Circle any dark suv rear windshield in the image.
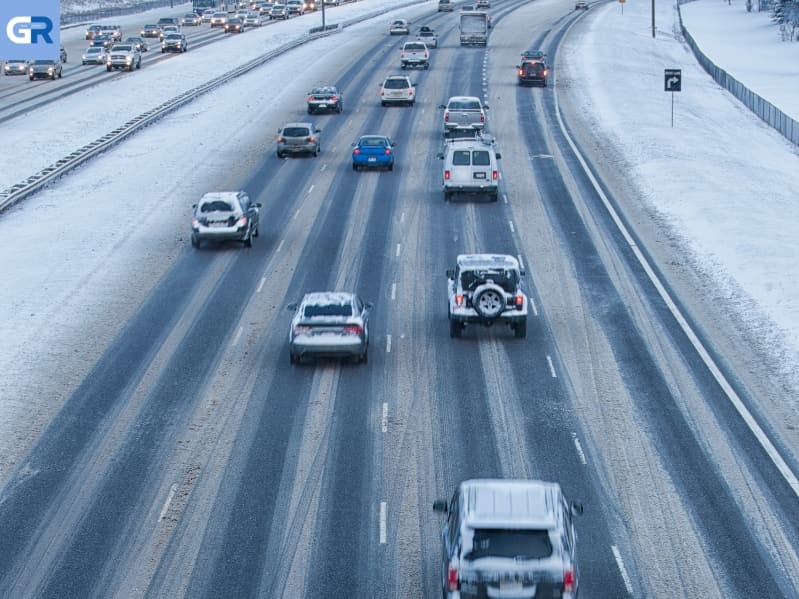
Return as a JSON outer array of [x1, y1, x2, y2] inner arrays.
[[465, 529, 553, 560]]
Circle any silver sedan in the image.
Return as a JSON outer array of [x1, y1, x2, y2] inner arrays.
[[288, 292, 372, 364]]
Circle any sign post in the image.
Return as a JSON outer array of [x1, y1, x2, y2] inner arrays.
[[619, 0, 625, 15], [664, 68, 682, 127]]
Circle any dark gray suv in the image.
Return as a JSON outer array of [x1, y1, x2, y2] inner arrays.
[[434, 479, 583, 599]]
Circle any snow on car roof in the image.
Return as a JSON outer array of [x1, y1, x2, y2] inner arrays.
[[457, 254, 519, 270], [461, 479, 560, 528], [302, 291, 356, 306]]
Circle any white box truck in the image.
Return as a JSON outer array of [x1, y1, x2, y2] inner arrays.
[[459, 11, 488, 46]]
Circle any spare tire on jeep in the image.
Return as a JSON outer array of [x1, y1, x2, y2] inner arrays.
[[472, 283, 505, 319]]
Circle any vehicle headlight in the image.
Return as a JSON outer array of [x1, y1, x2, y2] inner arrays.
[[126, 57, 132, 62]]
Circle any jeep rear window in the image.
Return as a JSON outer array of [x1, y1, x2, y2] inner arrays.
[[465, 529, 553, 561], [283, 127, 310, 137], [449, 100, 481, 110], [460, 269, 518, 291], [384, 79, 409, 89], [304, 303, 352, 317], [452, 151, 471, 166], [472, 151, 490, 166]]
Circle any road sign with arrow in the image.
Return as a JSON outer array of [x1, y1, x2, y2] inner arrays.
[[664, 68, 682, 92]]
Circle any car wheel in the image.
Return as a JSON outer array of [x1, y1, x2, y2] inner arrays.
[[161, 49, 165, 53], [191, 235, 199, 248], [253, 225, 259, 237], [489, 192, 498, 202], [381, 101, 387, 107], [450, 318, 462, 338], [307, 106, 313, 114], [388, 163, 393, 171], [277, 150, 283, 158], [400, 64, 406, 70], [58, 70, 62, 78], [352, 163, 358, 171], [360, 350, 368, 364], [336, 104, 342, 113], [444, 191, 451, 202], [514, 319, 527, 339], [424, 63, 429, 70], [290, 352, 297, 365], [314, 147, 319, 157], [244, 232, 253, 248]]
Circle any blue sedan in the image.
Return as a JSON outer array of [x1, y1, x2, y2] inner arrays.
[[352, 135, 395, 171]]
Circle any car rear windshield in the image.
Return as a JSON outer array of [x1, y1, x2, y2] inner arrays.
[[452, 150, 471, 166], [200, 201, 234, 213], [449, 100, 481, 110], [304, 303, 352, 317], [283, 127, 310, 137], [384, 79, 409, 89], [465, 529, 553, 561], [405, 43, 425, 50], [361, 137, 387, 147]]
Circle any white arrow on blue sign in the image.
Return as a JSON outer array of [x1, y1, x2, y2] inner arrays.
[[664, 69, 682, 92]]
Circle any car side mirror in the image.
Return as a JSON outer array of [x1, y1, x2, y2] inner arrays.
[[351, 142, 356, 147], [287, 303, 298, 311], [515, 65, 520, 68], [438, 104, 446, 109], [365, 301, 374, 310], [571, 501, 584, 516], [315, 128, 321, 133], [433, 500, 448, 513], [445, 268, 454, 278], [483, 105, 490, 110], [495, 152, 501, 159], [253, 202, 262, 208], [519, 269, 526, 276], [191, 203, 197, 208]]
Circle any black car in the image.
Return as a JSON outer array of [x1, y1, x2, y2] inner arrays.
[[517, 60, 548, 87], [125, 36, 149, 52], [307, 86, 343, 114], [225, 17, 244, 32]]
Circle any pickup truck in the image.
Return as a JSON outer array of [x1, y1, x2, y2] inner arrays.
[[439, 95, 488, 137], [400, 41, 429, 69], [106, 43, 142, 71], [459, 11, 488, 45]]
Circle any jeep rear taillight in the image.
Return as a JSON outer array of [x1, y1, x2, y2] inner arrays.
[[455, 294, 464, 306], [447, 566, 459, 591], [307, 95, 313, 102], [492, 170, 498, 180], [563, 569, 575, 593], [444, 170, 451, 180], [515, 295, 524, 307]]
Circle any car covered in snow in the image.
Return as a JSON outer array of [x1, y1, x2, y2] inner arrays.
[[190, 191, 261, 248]]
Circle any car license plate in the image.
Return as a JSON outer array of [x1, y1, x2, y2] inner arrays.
[[474, 172, 486, 179], [499, 580, 523, 592], [210, 222, 227, 227], [318, 103, 327, 107], [368, 157, 377, 162]]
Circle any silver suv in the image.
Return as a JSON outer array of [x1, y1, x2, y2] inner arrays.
[[380, 75, 415, 106], [446, 254, 528, 338], [433, 479, 583, 598], [276, 122, 322, 157], [438, 135, 501, 202]]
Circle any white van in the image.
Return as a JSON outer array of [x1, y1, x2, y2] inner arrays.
[[438, 135, 501, 202]]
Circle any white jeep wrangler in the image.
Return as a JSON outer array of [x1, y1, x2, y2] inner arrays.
[[447, 254, 528, 338]]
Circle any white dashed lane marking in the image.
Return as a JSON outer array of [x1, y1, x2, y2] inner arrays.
[[395, 243, 401, 257], [546, 355, 557, 378], [572, 432, 587, 465], [158, 484, 177, 522], [611, 545, 634, 595], [381, 402, 388, 433], [257, 277, 266, 293], [386, 335, 392, 353], [391, 283, 396, 301], [379, 502, 387, 544], [232, 326, 243, 347], [277, 239, 285, 252]]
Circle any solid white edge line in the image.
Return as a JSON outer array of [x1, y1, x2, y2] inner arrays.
[[572, 432, 587, 465], [517, 254, 525, 269], [232, 326, 243, 347], [293, 208, 300, 220], [379, 501, 387, 544], [529, 297, 538, 317], [382, 402, 388, 433], [320, 163, 327, 172], [276, 239, 285, 252], [158, 484, 177, 522], [391, 282, 397, 301], [611, 545, 634, 595], [546, 355, 557, 378], [256, 277, 266, 293], [307, 184, 314, 194], [553, 57, 799, 497], [386, 334, 392, 353], [503, 193, 508, 204]]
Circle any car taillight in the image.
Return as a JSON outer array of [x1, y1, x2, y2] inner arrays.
[[294, 325, 312, 335], [455, 294, 464, 306], [191, 218, 200, 228], [444, 111, 449, 122], [424, 52, 428, 58], [381, 89, 385, 96], [481, 113, 485, 122], [515, 295, 524, 307], [307, 95, 314, 102], [236, 215, 248, 227], [400, 52, 405, 58], [518, 69, 524, 76], [563, 569, 574, 593], [444, 170, 451, 180], [308, 136, 315, 142], [408, 88, 414, 96], [447, 565, 459, 591], [492, 170, 498, 180], [331, 95, 338, 102], [278, 136, 284, 143], [343, 325, 363, 335], [353, 148, 361, 155], [385, 148, 392, 155]]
